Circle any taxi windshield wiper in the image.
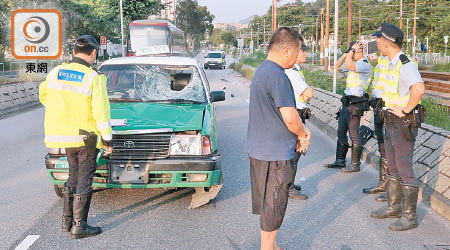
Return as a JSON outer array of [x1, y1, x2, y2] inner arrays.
[[149, 99, 203, 104], [109, 98, 141, 103]]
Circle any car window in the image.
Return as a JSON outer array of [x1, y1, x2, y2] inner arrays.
[[206, 53, 222, 58], [100, 64, 207, 103]]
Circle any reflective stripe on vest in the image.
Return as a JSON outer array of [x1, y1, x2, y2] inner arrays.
[[47, 70, 98, 96], [45, 135, 85, 143], [372, 57, 389, 98], [345, 71, 369, 96]]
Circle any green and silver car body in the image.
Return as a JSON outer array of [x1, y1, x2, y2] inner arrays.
[[45, 56, 225, 203]]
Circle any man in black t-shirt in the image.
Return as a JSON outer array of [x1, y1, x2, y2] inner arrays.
[[248, 27, 311, 250]]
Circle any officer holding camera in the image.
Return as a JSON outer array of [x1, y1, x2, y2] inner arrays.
[[324, 41, 372, 172], [369, 23, 425, 231]]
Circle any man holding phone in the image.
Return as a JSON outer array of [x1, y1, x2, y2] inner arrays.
[[324, 41, 372, 172]]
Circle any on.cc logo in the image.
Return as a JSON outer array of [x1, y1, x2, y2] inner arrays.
[[11, 9, 62, 60]]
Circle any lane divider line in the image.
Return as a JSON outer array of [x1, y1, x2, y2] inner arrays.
[[15, 235, 40, 250]]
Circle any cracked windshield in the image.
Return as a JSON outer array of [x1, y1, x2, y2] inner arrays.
[[100, 65, 207, 103]]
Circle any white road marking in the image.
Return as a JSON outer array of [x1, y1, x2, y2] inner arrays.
[[15, 235, 40, 250]]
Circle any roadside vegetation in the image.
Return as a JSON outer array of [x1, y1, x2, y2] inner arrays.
[[239, 51, 267, 68], [303, 69, 346, 96], [0, 70, 47, 85], [430, 62, 450, 73], [421, 97, 450, 130], [229, 63, 255, 80]]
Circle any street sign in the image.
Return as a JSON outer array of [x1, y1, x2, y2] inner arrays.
[[100, 36, 107, 45], [100, 36, 107, 50]]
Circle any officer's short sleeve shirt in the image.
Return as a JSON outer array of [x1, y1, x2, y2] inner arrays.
[[285, 65, 310, 109], [389, 52, 424, 97]]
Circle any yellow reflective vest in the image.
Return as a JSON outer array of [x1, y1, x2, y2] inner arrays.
[[346, 70, 370, 96], [373, 54, 417, 108], [39, 60, 112, 149]]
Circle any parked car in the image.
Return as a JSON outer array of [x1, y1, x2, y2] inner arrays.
[[204, 51, 226, 70], [45, 56, 225, 208]]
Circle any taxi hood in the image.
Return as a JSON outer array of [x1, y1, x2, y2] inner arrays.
[[110, 103, 206, 132]]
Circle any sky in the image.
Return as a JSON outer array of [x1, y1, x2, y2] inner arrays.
[[197, 0, 315, 24]]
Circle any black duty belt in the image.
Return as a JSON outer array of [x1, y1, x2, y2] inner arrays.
[[297, 108, 311, 120], [341, 93, 369, 107]]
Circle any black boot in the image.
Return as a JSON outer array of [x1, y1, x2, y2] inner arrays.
[[324, 143, 348, 168], [341, 145, 362, 173], [70, 193, 102, 239], [62, 187, 75, 232], [375, 192, 387, 202], [389, 184, 419, 231], [370, 176, 402, 219], [289, 161, 307, 200], [363, 158, 387, 194]]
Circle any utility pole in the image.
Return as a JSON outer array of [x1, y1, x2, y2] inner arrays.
[[272, 0, 277, 33], [413, 0, 417, 56], [325, 0, 330, 71], [120, 0, 125, 57], [263, 18, 266, 50], [348, 0, 352, 47], [406, 18, 409, 55], [399, 0, 403, 29], [256, 22, 260, 50], [333, 0, 339, 94], [320, 8, 324, 65], [174, 0, 177, 25], [315, 16, 319, 64], [359, 9, 361, 40]]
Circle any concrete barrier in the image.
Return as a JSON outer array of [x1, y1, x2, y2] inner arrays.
[[0, 82, 40, 117], [309, 87, 450, 221]]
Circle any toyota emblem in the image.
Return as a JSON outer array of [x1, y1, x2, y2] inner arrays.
[[124, 141, 135, 148]]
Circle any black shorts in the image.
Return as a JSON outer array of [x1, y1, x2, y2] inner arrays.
[[249, 156, 294, 232]]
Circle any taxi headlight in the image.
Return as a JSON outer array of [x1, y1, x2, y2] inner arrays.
[[169, 135, 202, 156]]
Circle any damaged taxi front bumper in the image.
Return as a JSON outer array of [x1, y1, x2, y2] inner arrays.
[[45, 153, 221, 189]]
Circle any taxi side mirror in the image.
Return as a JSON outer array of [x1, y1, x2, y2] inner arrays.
[[211, 91, 225, 102]]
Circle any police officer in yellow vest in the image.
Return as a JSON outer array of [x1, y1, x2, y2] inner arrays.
[[324, 41, 371, 172], [39, 35, 113, 239], [369, 23, 425, 231], [363, 25, 389, 201]]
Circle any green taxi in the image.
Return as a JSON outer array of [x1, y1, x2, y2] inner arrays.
[[45, 56, 225, 208]]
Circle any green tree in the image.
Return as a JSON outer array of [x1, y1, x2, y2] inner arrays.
[[176, 0, 214, 51], [221, 32, 236, 47]]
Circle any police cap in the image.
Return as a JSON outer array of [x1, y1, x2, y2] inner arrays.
[[75, 35, 100, 50], [372, 23, 404, 46]]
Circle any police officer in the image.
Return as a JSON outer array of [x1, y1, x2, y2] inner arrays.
[[363, 25, 389, 201], [324, 41, 372, 172], [369, 23, 425, 231], [285, 38, 314, 200], [39, 35, 113, 239]]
